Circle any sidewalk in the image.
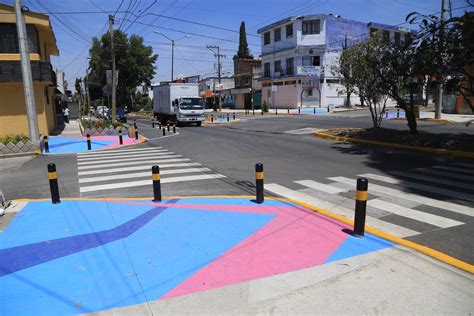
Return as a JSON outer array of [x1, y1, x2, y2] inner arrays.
[[1, 197, 472, 314]]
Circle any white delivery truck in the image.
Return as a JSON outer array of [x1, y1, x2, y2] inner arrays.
[[153, 83, 205, 126]]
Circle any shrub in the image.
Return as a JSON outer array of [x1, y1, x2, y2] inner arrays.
[[81, 118, 122, 130], [262, 101, 269, 112], [0, 134, 29, 145]]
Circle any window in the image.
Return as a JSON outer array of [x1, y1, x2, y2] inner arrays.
[[264, 62, 270, 77], [274, 60, 282, 74], [0, 24, 38, 53], [286, 58, 294, 75], [264, 32, 270, 45], [307, 89, 313, 96], [274, 28, 281, 42], [302, 20, 320, 35], [302, 56, 320, 67], [263, 82, 272, 87], [370, 28, 378, 38], [383, 30, 390, 43], [394, 32, 401, 45], [286, 24, 293, 38], [404, 33, 412, 45]]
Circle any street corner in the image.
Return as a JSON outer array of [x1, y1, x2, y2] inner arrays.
[[0, 197, 393, 315], [41, 135, 144, 155]]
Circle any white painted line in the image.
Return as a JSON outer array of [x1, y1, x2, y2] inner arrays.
[[77, 155, 181, 166], [414, 168, 474, 182], [80, 174, 226, 193], [368, 199, 464, 228], [358, 173, 398, 184], [76, 149, 170, 159], [358, 173, 474, 202], [78, 162, 201, 176], [389, 170, 474, 191], [77, 147, 161, 155], [78, 158, 190, 171], [328, 177, 474, 217], [77, 151, 174, 161], [79, 168, 212, 184], [265, 183, 418, 238], [294, 180, 347, 194], [433, 165, 474, 175]]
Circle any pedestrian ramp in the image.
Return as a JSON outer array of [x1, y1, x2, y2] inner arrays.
[[265, 165, 474, 240], [76, 146, 226, 197]]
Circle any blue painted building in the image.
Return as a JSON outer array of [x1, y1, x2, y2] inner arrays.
[[257, 14, 413, 108]]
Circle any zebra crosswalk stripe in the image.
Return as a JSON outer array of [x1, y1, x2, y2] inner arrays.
[[328, 176, 474, 217], [265, 183, 419, 237], [294, 180, 347, 194], [77, 154, 181, 166], [77, 162, 202, 176], [77, 150, 171, 161], [78, 158, 190, 171], [77, 147, 162, 155], [413, 168, 474, 182]]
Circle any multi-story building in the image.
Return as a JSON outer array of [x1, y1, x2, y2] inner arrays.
[[231, 58, 262, 109], [257, 14, 413, 108], [198, 76, 235, 108], [0, 3, 59, 137]]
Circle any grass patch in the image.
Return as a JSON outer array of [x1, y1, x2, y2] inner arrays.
[[327, 128, 474, 152], [0, 134, 29, 145]]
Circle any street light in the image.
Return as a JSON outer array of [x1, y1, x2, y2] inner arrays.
[[153, 30, 191, 81]]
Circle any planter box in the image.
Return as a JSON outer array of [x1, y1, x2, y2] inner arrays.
[[0, 140, 41, 158]]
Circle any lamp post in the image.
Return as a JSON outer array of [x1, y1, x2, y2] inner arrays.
[[153, 31, 190, 82]]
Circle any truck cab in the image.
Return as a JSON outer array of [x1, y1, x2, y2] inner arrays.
[[172, 96, 205, 126]]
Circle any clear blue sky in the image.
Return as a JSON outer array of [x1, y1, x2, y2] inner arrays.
[[2, 0, 471, 89]]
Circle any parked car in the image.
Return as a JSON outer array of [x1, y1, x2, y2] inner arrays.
[[107, 107, 127, 123], [96, 106, 109, 118], [402, 95, 425, 106]]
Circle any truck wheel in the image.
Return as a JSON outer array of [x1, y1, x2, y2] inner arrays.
[[196, 121, 202, 127]]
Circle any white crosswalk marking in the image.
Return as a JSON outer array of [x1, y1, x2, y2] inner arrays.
[[367, 199, 463, 228], [77, 147, 226, 196], [266, 183, 419, 237], [294, 180, 347, 194], [358, 173, 474, 202], [328, 176, 474, 216], [264, 164, 473, 240], [414, 168, 474, 182]]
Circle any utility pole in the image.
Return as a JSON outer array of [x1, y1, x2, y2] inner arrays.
[[171, 40, 174, 81], [207, 45, 225, 111], [109, 15, 117, 124], [14, 0, 39, 141], [435, 0, 446, 119]]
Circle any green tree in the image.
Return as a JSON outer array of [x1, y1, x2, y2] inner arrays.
[[234, 21, 253, 59], [87, 30, 158, 108]]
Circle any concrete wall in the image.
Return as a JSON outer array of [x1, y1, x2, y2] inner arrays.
[[0, 82, 56, 137]]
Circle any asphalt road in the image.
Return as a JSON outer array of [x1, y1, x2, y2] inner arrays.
[[1, 110, 473, 264]]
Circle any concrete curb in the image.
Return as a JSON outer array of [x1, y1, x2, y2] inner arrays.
[[391, 117, 453, 123], [314, 129, 474, 159], [12, 195, 474, 274], [203, 119, 241, 125]]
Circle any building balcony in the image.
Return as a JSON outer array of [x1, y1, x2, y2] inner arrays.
[[0, 60, 55, 84], [296, 66, 321, 76]]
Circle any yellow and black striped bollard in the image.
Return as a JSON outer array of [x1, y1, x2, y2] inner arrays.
[[118, 129, 123, 145], [152, 165, 162, 202], [86, 134, 92, 150], [47, 163, 60, 204], [354, 177, 368, 236], [255, 163, 264, 204], [44, 135, 49, 153]]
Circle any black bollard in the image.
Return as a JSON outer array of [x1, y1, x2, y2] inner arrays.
[[133, 120, 137, 130], [327, 106, 330, 113], [253, 108, 255, 115], [298, 107, 301, 114], [162, 128, 166, 136], [397, 108, 400, 118], [173, 124, 176, 133], [152, 165, 162, 202], [86, 134, 91, 150], [48, 163, 60, 204], [211, 114, 214, 123], [227, 113, 230, 122], [135, 128, 139, 140], [276, 108, 278, 115], [255, 163, 264, 204], [261, 110, 264, 116], [233, 112, 236, 120], [313, 107, 316, 114], [118, 129, 123, 145], [44, 135, 49, 153], [353, 177, 368, 236], [287, 107, 290, 114]]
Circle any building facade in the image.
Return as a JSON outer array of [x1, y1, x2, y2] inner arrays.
[[231, 58, 262, 109], [257, 14, 412, 108], [198, 76, 235, 108], [0, 3, 59, 137]]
